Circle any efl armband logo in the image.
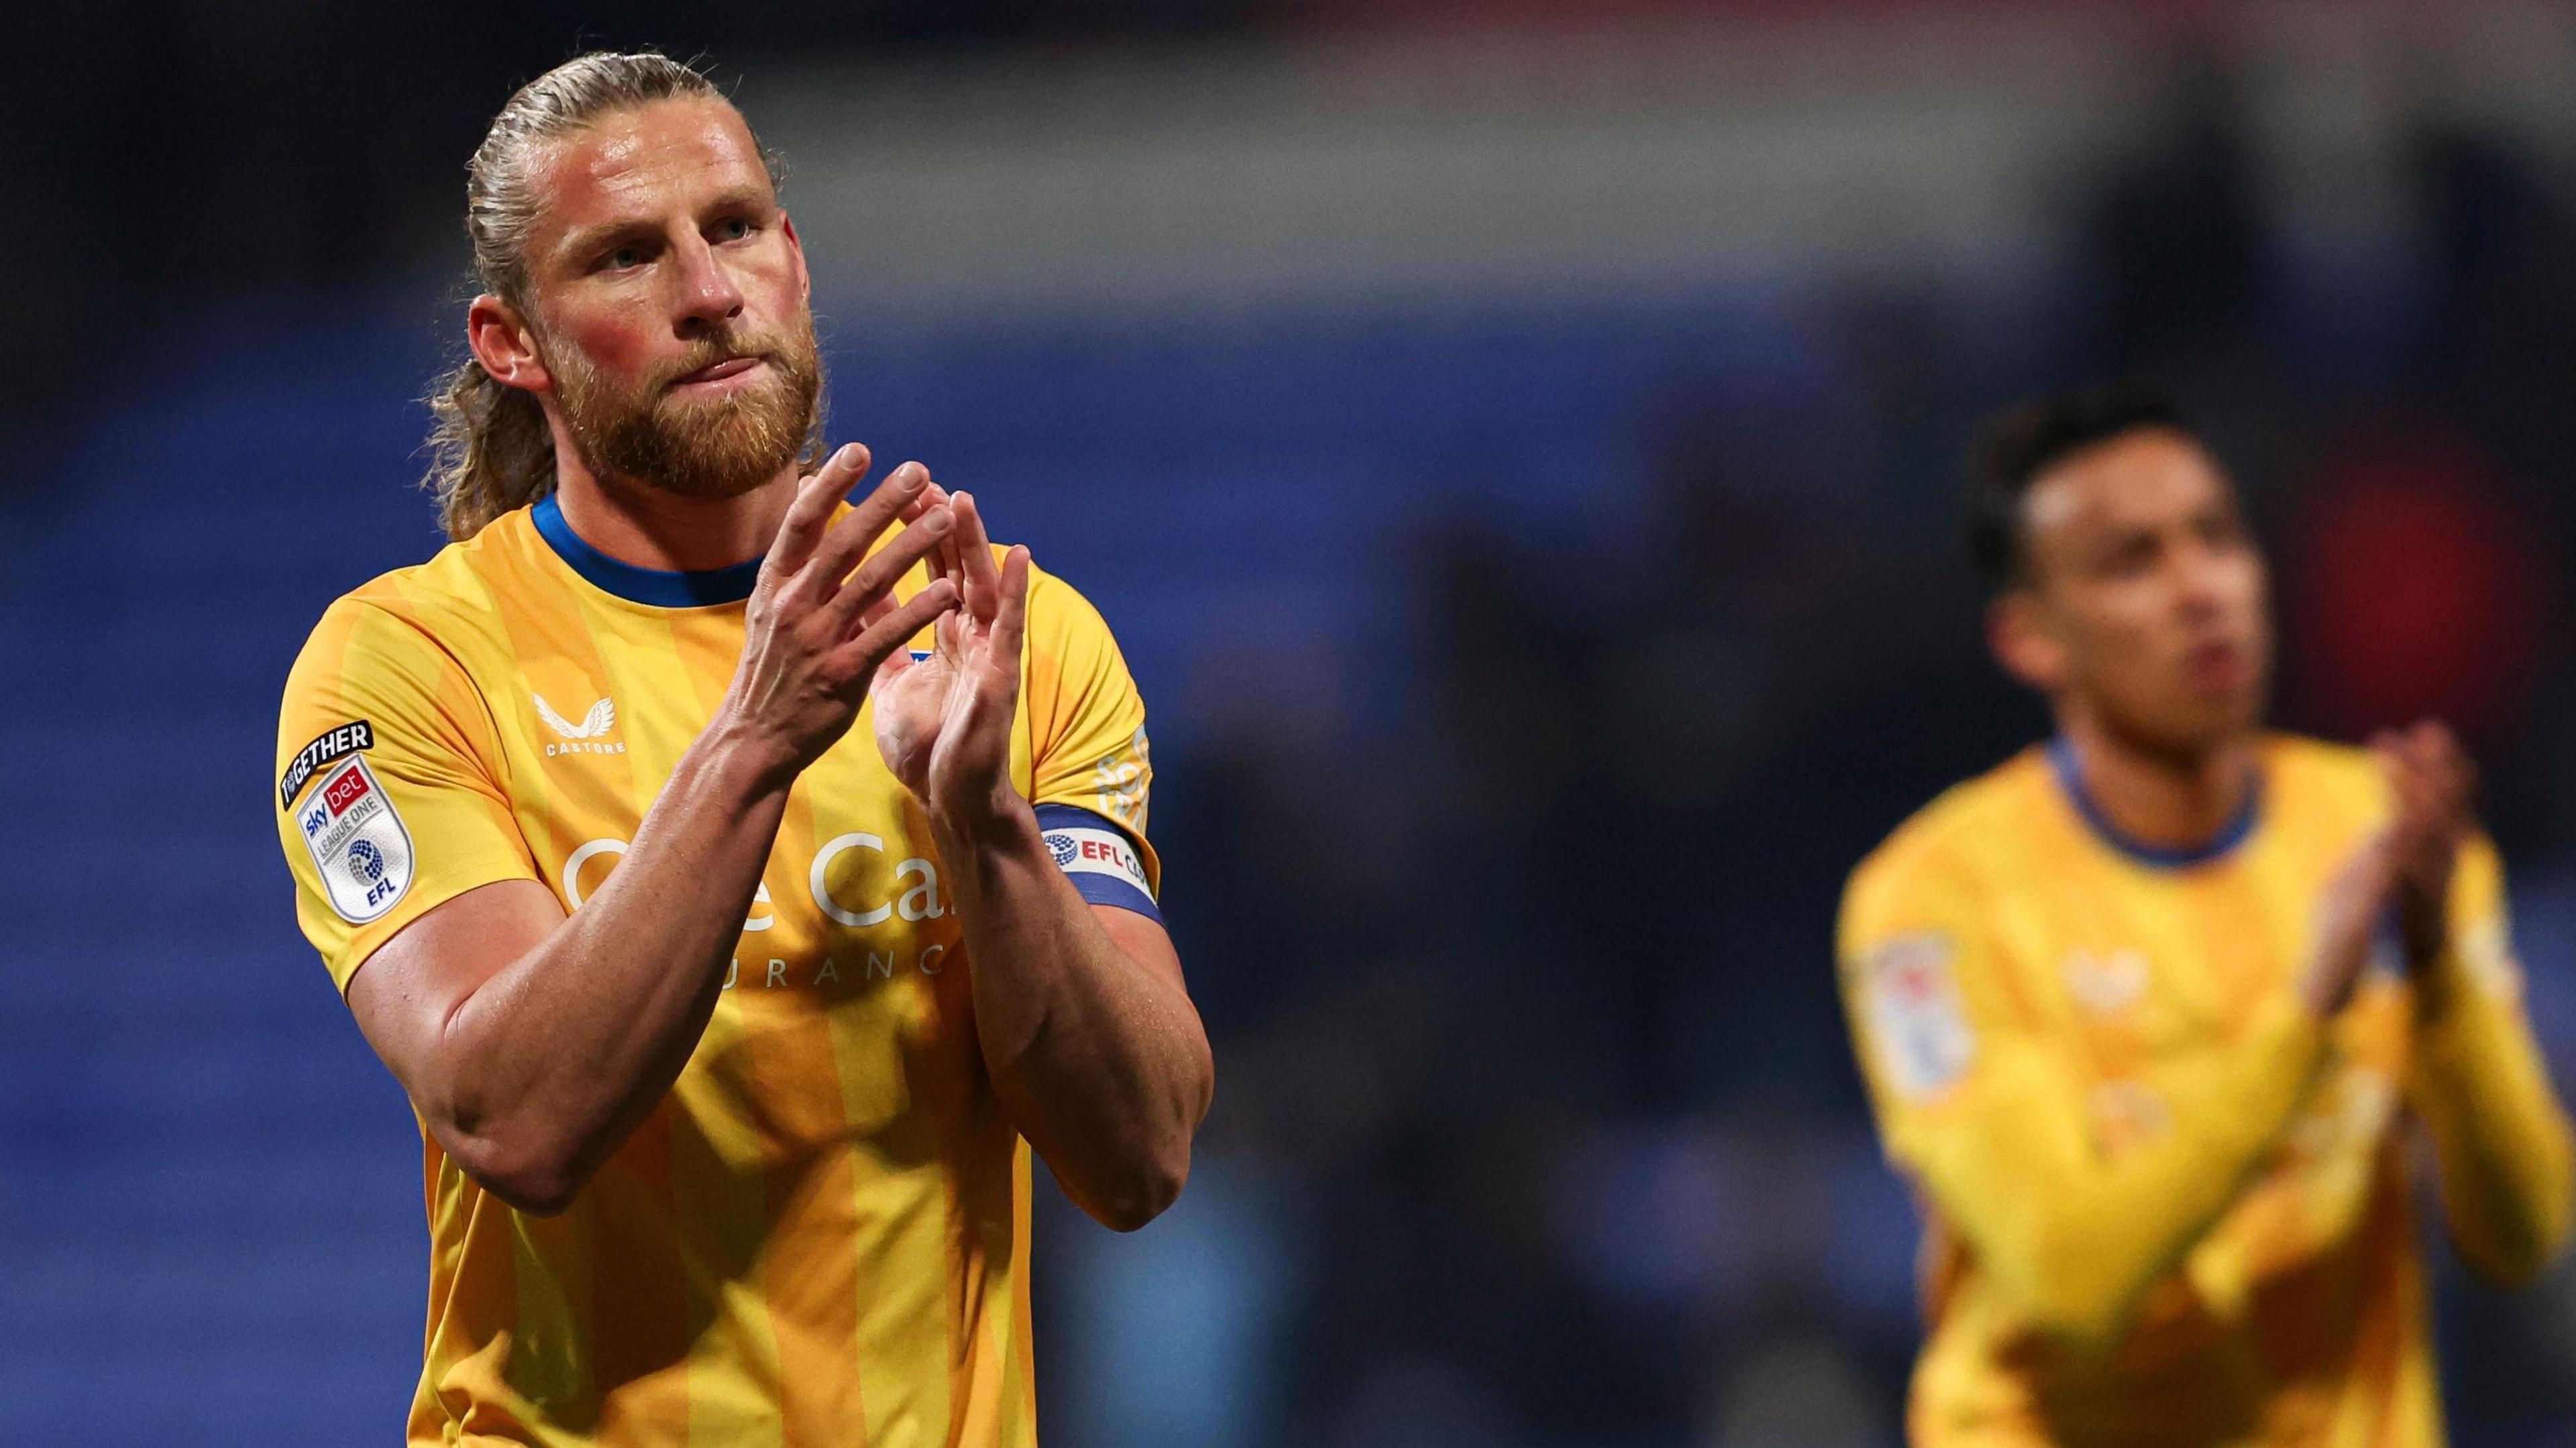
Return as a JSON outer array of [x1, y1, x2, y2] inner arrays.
[[1051, 823, 1151, 893], [1036, 803, 1159, 922], [278, 720, 374, 808], [292, 757, 415, 924]]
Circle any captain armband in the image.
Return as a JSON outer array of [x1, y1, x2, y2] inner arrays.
[[1035, 803, 1161, 924]]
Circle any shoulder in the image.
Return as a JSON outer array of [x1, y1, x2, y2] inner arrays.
[[2261, 732, 2392, 832], [1014, 551, 1134, 679], [1844, 748, 2051, 922], [2264, 730, 2379, 792], [280, 520, 531, 740], [294, 516, 528, 667], [1018, 551, 1110, 630]]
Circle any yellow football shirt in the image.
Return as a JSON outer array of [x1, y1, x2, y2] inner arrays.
[[274, 496, 1161, 1447], [1839, 735, 2574, 1448]]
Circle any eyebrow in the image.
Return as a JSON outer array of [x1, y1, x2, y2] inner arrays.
[[553, 185, 777, 264]]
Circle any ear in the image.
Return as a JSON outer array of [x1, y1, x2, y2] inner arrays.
[[782, 211, 810, 305], [1988, 590, 2069, 694], [466, 295, 553, 394]]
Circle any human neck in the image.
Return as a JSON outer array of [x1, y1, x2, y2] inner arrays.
[[549, 459, 799, 574], [2054, 708, 2259, 854]]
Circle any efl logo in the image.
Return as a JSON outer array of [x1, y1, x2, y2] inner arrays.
[[325, 767, 373, 817], [1035, 806, 1159, 922], [1071, 835, 1138, 874]]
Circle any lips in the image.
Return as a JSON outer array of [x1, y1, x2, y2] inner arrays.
[[674, 355, 764, 387], [2187, 638, 2251, 689]]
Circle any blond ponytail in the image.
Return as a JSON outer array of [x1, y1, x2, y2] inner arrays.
[[423, 355, 560, 541]]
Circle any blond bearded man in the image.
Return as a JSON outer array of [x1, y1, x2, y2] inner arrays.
[[272, 53, 1212, 1445]]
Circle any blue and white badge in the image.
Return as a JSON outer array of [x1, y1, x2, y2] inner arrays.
[[1035, 803, 1160, 922], [294, 757, 416, 924], [1862, 931, 1974, 1101]]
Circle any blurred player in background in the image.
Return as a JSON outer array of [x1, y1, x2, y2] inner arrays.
[[270, 53, 1210, 1445], [1836, 385, 2574, 1445]]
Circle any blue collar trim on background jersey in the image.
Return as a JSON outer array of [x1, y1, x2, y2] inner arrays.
[[531, 494, 764, 608], [2047, 735, 2262, 869]]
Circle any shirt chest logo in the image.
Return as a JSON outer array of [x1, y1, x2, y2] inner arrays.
[[534, 691, 627, 757], [558, 830, 957, 994], [2062, 948, 2150, 1015]]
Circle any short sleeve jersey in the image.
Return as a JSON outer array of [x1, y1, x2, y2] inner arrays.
[[273, 496, 1159, 1447]]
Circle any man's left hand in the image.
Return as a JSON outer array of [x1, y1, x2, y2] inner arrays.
[[2374, 719, 2479, 972], [871, 482, 1033, 829]]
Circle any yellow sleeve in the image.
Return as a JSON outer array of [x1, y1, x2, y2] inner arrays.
[[274, 597, 539, 994], [1838, 846, 2327, 1345], [2408, 834, 2576, 1285], [1019, 560, 1158, 894]]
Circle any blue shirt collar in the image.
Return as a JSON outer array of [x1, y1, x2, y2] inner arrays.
[[530, 494, 763, 608], [2047, 735, 2262, 870]]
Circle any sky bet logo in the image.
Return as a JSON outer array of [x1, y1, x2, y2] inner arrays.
[[291, 732, 374, 836], [323, 765, 372, 816]]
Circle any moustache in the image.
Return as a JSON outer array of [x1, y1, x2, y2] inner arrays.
[[651, 335, 792, 392]]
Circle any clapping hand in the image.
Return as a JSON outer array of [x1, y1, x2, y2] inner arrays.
[[2301, 721, 2481, 1019], [724, 445, 959, 784], [2375, 720, 2478, 972], [870, 482, 1034, 827]]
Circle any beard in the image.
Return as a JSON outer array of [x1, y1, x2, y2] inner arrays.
[[545, 313, 823, 502]]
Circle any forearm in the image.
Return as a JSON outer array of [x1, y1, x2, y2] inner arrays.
[[1929, 996, 2326, 1344], [934, 803, 1212, 1230], [434, 720, 789, 1208], [2412, 957, 2576, 1283]]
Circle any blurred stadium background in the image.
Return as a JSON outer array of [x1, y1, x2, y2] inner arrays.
[[14, 1, 2576, 1443]]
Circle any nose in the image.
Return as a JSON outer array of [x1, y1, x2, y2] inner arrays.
[[2174, 537, 2240, 620], [669, 233, 743, 337]]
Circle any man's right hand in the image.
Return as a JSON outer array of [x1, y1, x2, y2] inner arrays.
[[721, 444, 961, 786]]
